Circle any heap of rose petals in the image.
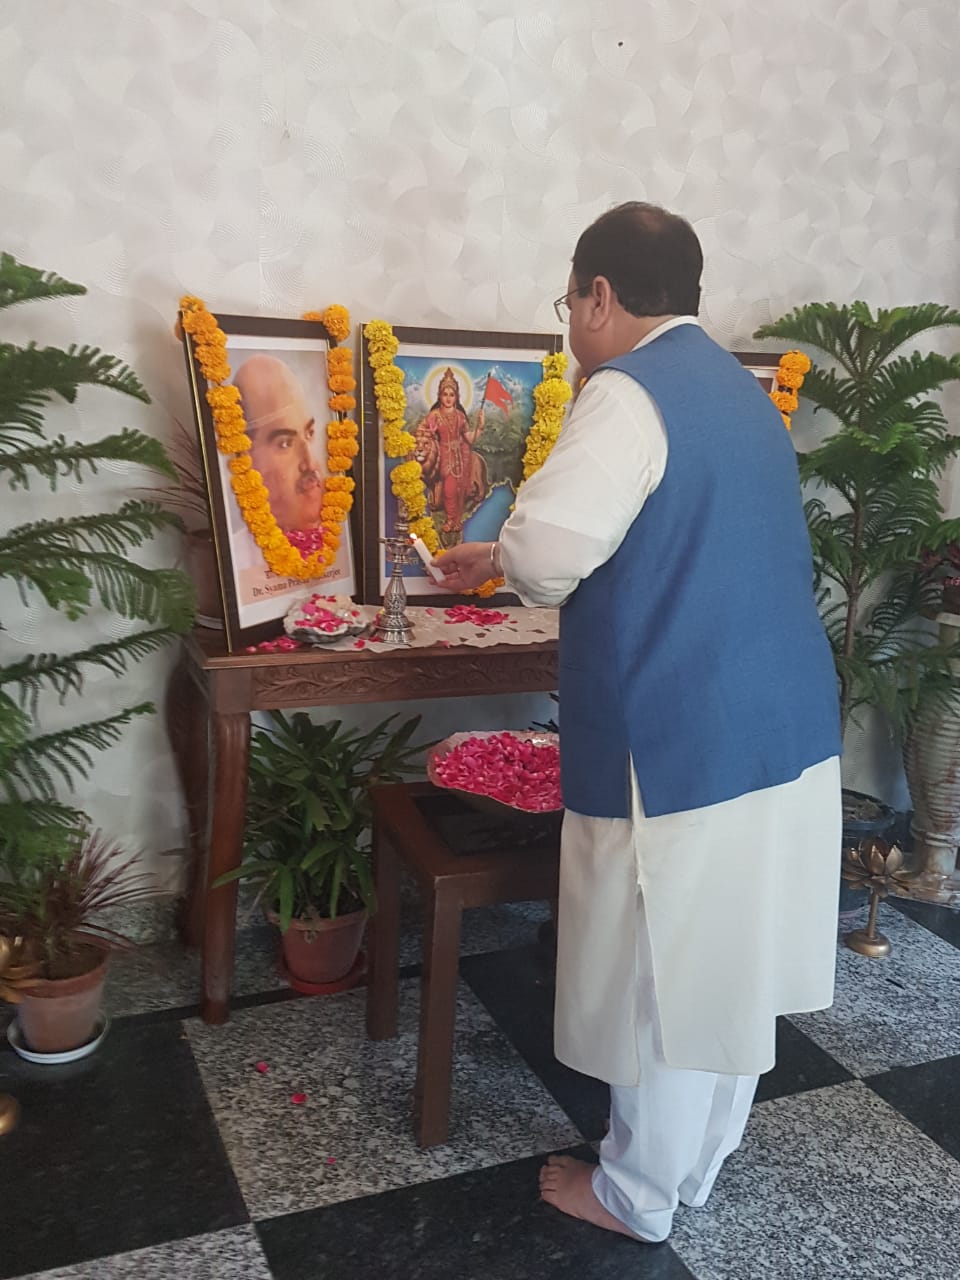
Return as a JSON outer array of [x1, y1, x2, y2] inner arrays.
[[295, 599, 352, 633], [444, 604, 510, 627], [432, 733, 561, 812]]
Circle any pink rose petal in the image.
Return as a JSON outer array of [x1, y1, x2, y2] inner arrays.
[[255, 1061, 269, 1074], [291, 1092, 307, 1105]]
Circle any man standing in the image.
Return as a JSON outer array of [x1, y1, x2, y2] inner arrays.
[[435, 203, 842, 1243], [233, 354, 325, 533]]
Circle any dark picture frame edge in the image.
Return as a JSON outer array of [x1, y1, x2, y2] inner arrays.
[[732, 349, 785, 395], [181, 311, 363, 652]]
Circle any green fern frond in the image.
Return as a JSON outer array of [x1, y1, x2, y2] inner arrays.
[[756, 301, 960, 376], [848, 302, 960, 370], [755, 303, 862, 372], [0, 690, 30, 756], [0, 254, 86, 311], [0, 428, 178, 489], [0, 799, 88, 864], [0, 343, 149, 444], [795, 364, 859, 427], [0, 502, 194, 622], [2, 548, 195, 626], [0, 502, 182, 557], [1, 704, 154, 800], [0, 629, 178, 712], [863, 351, 960, 418]]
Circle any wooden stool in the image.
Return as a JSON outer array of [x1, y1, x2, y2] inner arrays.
[[366, 782, 561, 1147]]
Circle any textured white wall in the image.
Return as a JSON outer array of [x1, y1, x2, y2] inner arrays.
[[2, 0, 958, 875]]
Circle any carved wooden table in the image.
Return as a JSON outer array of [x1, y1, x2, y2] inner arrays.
[[165, 628, 558, 1024]]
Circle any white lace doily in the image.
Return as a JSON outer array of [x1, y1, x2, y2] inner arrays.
[[283, 592, 557, 651]]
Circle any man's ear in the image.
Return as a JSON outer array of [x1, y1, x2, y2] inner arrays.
[[588, 275, 615, 328]]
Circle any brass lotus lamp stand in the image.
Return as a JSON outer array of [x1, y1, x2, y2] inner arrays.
[[841, 839, 910, 959], [373, 512, 416, 645]]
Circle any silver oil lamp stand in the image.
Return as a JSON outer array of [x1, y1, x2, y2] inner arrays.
[[373, 511, 416, 645]]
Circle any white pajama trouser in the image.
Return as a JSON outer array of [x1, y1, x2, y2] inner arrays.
[[583, 888, 758, 1242], [591, 1041, 758, 1243]]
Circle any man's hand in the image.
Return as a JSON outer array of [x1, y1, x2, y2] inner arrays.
[[433, 541, 497, 592]]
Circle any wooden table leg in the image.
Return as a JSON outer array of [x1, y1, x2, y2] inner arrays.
[[366, 824, 401, 1040], [165, 652, 211, 947], [414, 885, 462, 1148], [201, 710, 250, 1025]]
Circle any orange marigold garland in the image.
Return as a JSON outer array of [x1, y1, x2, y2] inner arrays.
[[364, 323, 572, 596], [179, 296, 357, 580], [770, 350, 811, 430]]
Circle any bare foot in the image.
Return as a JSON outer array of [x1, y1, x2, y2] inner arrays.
[[539, 1155, 643, 1241]]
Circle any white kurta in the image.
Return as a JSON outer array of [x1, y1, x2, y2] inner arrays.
[[499, 318, 841, 1084]]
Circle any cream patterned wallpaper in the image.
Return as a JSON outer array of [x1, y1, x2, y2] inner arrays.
[[2, 0, 958, 878]]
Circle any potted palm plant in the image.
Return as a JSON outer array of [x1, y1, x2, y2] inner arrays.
[[216, 711, 424, 988], [755, 302, 960, 905], [0, 253, 194, 1048]]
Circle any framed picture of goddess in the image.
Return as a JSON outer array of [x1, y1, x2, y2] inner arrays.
[[359, 325, 564, 605], [181, 312, 360, 650]]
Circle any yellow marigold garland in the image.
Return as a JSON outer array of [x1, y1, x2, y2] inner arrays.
[[179, 296, 358, 580], [364, 323, 572, 596], [770, 350, 811, 430], [521, 351, 571, 479]]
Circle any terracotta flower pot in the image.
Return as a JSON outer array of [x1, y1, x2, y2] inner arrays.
[[17, 949, 110, 1054], [268, 908, 367, 986]]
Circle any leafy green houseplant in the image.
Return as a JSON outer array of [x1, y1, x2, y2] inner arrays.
[[754, 302, 960, 739], [0, 833, 156, 1053], [217, 711, 423, 986], [0, 253, 194, 1049], [755, 302, 960, 897]]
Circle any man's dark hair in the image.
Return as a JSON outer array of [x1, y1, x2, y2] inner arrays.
[[572, 202, 703, 316]]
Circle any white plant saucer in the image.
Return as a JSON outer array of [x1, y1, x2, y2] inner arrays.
[[6, 1014, 110, 1065]]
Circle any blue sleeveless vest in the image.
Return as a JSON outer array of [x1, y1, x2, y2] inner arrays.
[[559, 324, 841, 818]]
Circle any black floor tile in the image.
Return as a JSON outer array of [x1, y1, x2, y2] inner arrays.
[[755, 1018, 854, 1104], [0, 1018, 247, 1278], [866, 1053, 960, 1162], [891, 896, 960, 950], [257, 1146, 696, 1280], [463, 948, 853, 1130], [461, 943, 609, 1141]]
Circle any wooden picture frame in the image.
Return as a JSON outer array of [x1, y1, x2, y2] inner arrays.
[[359, 325, 564, 605], [732, 351, 784, 394], [181, 313, 362, 651]]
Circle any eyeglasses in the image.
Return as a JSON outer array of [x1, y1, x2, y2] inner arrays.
[[553, 286, 589, 324]]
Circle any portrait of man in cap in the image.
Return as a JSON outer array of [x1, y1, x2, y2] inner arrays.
[[214, 343, 354, 628]]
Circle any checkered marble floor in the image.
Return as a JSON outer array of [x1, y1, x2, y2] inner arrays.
[[3, 896, 960, 1280]]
